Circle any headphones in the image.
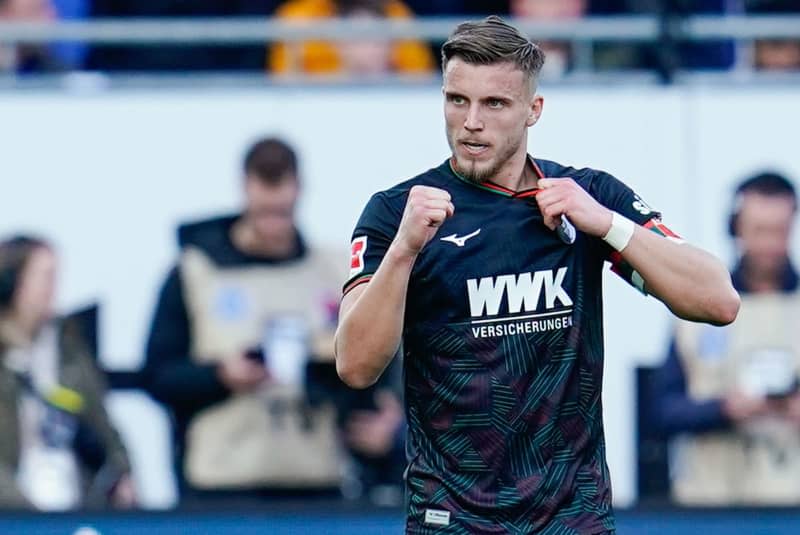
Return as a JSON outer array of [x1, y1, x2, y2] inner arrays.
[[727, 172, 797, 238], [0, 236, 44, 308], [727, 192, 744, 238], [0, 259, 21, 308]]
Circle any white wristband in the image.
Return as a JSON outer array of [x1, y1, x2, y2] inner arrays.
[[602, 212, 635, 252]]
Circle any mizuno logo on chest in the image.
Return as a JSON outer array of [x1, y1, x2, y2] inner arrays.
[[440, 229, 481, 247], [466, 267, 573, 317]]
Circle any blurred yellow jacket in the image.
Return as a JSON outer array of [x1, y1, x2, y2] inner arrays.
[[268, 0, 435, 75]]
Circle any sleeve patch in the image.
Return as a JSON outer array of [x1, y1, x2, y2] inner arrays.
[[349, 236, 368, 278]]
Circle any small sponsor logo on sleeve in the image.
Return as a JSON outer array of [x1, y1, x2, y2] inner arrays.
[[632, 195, 655, 216], [424, 509, 451, 526], [349, 236, 367, 278]]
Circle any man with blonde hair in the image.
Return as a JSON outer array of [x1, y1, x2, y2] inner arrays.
[[336, 16, 740, 533]]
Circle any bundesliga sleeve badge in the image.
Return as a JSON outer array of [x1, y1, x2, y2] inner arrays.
[[349, 236, 367, 278]]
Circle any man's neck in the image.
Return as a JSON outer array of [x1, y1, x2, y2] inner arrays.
[[745, 272, 783, 293], [741, 261, 786, 293], [231, 219, 296, 259], [489, 153, 538, 192]]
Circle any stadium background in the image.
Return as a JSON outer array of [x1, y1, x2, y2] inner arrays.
[[2, 3, 800, 533]]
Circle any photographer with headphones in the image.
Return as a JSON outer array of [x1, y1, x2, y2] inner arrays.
[[0, 236, 134, 510], [654, 171, 800, 505]]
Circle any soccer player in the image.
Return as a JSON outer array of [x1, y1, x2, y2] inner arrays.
[[335, 16, 740, 534]]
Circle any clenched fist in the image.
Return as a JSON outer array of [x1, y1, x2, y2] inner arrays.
[[392, 185, 454, 257], [535, 178, 613, 237]]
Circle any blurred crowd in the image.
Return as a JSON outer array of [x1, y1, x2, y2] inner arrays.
[[0, 137, 406, 511], [1, 0, 799, 76]]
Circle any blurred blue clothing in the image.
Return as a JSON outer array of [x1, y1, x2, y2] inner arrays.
[[50, 0, 89, 69], [653, 258, 799, 436], [680, 0, 741, 70]]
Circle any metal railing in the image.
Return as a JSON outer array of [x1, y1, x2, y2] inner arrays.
[[0, 15, 799, 45]]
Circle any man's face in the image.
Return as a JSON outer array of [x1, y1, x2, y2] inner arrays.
[[443, 58, 542, 183], [338, 11, 392, 75], [511, 0, 586, 19], [755, 40, 800, 71], [244, 174, 299, 243], [0, 0, 54, 20], [736, 192, 795, 276], [13, 246, 56, 329]]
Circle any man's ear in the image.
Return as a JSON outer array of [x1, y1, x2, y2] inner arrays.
[[527, 95, 544, 127]]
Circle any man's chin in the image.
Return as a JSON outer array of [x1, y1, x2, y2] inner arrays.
[[454, 157, 493, 184]]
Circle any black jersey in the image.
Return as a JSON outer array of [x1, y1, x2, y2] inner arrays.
[[345, 157, 659, 534]]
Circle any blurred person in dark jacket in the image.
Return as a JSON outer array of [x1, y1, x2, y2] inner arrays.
[[654, 172, 800, 505], [591, 0, 739, 73], [144, 137, 404, 504], [0, 236, 134, 510], [86, 0, 279, 72]]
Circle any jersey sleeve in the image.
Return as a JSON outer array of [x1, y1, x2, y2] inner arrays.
[[343, 191, 403, 295], [590, 171, 661, 227], [590, 171, 683, 293]]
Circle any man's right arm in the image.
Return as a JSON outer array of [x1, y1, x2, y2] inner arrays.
[[335, 185, 454, 389], [143, 266, 230, 413], [335, 247, 416, 389], [654, 338, 770, 435], [653, 340, 730, 435]]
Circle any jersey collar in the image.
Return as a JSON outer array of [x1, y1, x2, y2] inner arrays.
[[448, 155, 545, 199]]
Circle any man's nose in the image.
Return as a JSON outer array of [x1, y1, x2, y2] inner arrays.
[[464, 104, 484, 131]]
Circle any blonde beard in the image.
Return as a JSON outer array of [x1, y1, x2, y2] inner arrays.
[[452, 139, 523, 184]]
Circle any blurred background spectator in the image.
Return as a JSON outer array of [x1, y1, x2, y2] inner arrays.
[[268, 0, 435, 77], [654, 172, 800, 505], [747, 0, 800, 71], [87, 0, 280, 72], [0, 236, 134, 511], [143, 137, 404, 505], [0, 0, 62, 74], [510, 0, 586, 78], [590, 0, 740, 74]]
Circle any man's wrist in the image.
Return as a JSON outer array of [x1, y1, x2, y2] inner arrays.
[[386, 240, 420, 266], [602, 212, 635, 252]]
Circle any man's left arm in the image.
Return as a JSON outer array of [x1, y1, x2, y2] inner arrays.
[[612, 217, 739, 325], [536, 176, 740, 326]]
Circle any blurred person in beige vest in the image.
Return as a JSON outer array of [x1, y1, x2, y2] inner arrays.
[[0, 236, 134, 510], [654, 171, 800, 505], [143, 137, 404, 503]]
